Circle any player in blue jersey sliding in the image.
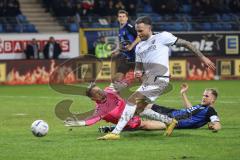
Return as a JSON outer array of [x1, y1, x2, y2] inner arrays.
[[99, 83, 221, 133], [147, 83, 221, 131]]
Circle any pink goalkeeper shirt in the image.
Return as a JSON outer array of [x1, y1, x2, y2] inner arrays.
[[85, 87, 126, 126]]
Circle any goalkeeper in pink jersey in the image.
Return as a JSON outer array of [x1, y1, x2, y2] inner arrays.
[[64, 83, 166, 130]]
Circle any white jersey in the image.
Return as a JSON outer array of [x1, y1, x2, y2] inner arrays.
[[135, 31, 177, 77]]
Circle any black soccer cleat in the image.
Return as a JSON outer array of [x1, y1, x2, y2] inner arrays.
[[98, 125, 116, 133]]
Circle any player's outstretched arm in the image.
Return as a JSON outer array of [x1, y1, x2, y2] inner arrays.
[[175, 38, 216, 70], [64, 119, 86, 127], [208, 121, 221, 132], [180, 83, 192, 108], [64, 114, 101, 127], [126, 36, 141, 51]]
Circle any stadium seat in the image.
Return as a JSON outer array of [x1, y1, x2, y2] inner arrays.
[[184, 15, 192, 21], [181, 5, 192, 13], [222, 23, 232, 30], [212, 23, 222, 31], [202, 23, 212, 31], [22, 24, 29, 32], [185, 23, 193, 31], [214, 14, 222, 22], [16, 14, 27, 23], [27, 24, 37, 32], [174, 23, 185, 31], [175, 14, 185, 21], [181, 0, 190, 4], [0, 24, 3, 32], [231, 23, 239, 30], [192, 23, 202, 31], [69, 23, 78, 32], [14, 24, 21, 32], [152, 16, 162, 21], [35, 0, 240, 32], [221, 14, 234, 21], [161, 24, 170, 31], [143, 5, 153, 13], [163, 15, 173, 21]]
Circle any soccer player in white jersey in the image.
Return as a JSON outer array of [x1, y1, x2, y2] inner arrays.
[[98, 16, 216, 140]]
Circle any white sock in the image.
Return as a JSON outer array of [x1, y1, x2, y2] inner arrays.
[[112, 103, 136, 134], [140, 108, 173, 124]]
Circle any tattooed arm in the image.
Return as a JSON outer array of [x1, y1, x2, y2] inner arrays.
[[175, 38, 216, 70]]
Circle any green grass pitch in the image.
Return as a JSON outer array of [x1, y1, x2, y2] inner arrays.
[[0, 80, 240, 160]]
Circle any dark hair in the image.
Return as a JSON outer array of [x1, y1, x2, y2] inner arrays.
[[206, 88, 218, 99], [118, 10, 128, 17], [86, 82, 96, 98], [135, 16, 152, 26]]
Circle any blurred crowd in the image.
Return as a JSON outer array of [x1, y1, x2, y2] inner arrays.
[[1, 0, 239, 18], [150, 0, 240, 15], [41, 0, 240, 18], [1, 0, 239, 20], [42, 0, 137, 17], [0, 0, 22, 17]]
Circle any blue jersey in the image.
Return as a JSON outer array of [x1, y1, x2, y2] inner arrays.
[[171, 104, 219, 129], [119, 22, 137, 62]]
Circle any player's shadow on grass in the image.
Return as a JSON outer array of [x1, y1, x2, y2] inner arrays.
[[122, 129, 222, 139], [123, 130, 166, 138]]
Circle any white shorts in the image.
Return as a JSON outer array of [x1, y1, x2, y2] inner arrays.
[[136, 78, 169, 102]]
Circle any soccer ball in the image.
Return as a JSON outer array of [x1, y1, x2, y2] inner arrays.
[[31, 120, 49, 137]]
